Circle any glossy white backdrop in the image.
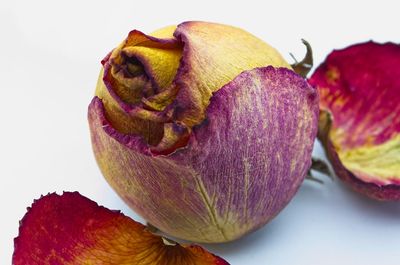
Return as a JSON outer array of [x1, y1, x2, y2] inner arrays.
[[1, 1, 399, 264]]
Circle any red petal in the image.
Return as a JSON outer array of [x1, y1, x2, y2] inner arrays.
[[309, 41, 400, 200], [13, 192, 229, 265]]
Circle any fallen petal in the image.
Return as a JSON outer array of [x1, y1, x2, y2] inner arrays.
[[309, 41, 400, 200], [13, 192, 229, 265]]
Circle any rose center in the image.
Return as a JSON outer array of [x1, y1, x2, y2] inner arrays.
[[125, 57, 145, 77]]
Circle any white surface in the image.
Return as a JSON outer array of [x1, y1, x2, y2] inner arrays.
[[1, 1, 400, 264]]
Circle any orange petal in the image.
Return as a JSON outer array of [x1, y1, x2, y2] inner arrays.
[[13, 192, 229, 265]]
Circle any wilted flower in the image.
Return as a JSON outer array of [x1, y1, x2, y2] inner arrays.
[[89, 21, 319, 242]]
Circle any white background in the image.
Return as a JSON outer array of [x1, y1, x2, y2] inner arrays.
[[1, 1, 400, 264]]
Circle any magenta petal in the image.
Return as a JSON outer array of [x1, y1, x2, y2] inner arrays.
[[89, 66, 318, 242], [184, 66, 319, 229]]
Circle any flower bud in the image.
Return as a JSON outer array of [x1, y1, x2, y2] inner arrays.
[[89, 21, 319, 242]]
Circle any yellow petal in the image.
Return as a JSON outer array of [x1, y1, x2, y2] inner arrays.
[[172, 21, 291, 127]]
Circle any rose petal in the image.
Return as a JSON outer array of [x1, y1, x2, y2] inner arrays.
[[94, 68, 165, 146], [89, 66, 318, 242], [100, 26, 181, 111], [309, 41, 400, 200], [172, 21, 291, 127], [110, 26, 181, 94], [13, 192, 229, 265], [94, 26, 182, 145], [122, 28, 182, 92]]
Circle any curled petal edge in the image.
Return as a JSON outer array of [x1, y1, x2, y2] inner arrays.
[[319, 111, 400, 200]]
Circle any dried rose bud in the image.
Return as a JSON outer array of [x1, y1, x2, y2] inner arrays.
[[309, 41, 400, 200], [88, 21, 319, 242], [13, 192, 229, 265]]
